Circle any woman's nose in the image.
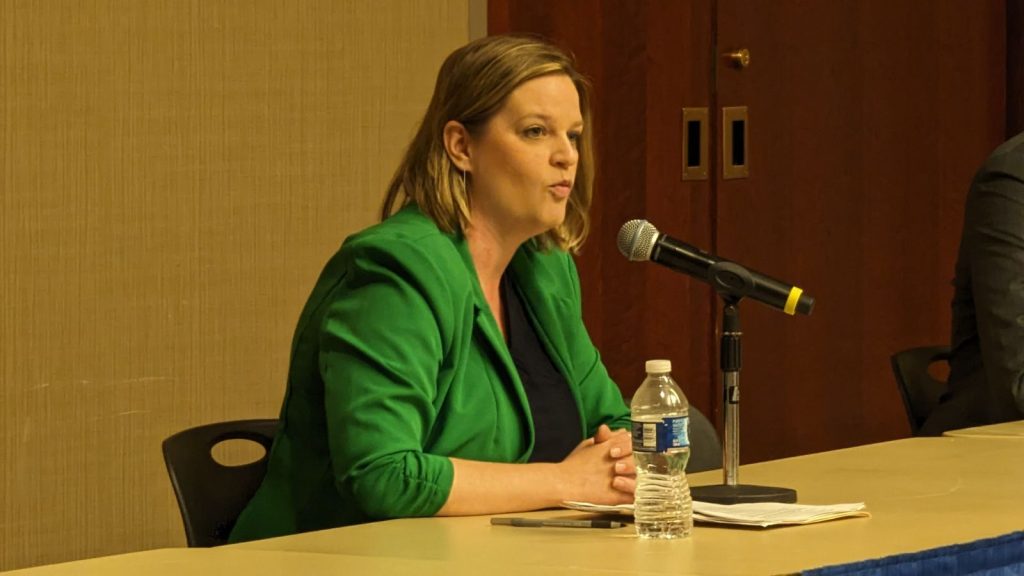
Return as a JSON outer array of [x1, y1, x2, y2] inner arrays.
[[552, 136, 578, 168]]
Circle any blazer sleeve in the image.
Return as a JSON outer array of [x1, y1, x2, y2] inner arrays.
[[563, 254, 633, 434], [966, 164, 1024, 414], [318, 234, 458, 520]]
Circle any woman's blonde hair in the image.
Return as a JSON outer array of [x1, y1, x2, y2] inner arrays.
[[380, 35, 595, 252]]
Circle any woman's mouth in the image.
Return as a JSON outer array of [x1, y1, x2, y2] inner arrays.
[[550, 181, 572, 199]]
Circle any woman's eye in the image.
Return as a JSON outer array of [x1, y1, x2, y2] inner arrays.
[[524, 126, 545, 138], [568, 131, 582, 146]]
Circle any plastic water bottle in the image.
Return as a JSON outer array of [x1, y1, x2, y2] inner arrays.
[[631, 359, 692, 539]]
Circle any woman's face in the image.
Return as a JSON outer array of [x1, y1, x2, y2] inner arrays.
[[466, 73, 583, 242]]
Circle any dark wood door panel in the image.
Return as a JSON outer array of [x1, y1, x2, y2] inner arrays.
[[489, 0, 1006, 463], [714, 0, 1006, 461]]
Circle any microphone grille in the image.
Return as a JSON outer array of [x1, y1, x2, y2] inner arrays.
[[616, 219, 659, 261]]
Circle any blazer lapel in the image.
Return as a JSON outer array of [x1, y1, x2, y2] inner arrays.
[[451, 233, 535, 453], [508, 246, 574, 382]]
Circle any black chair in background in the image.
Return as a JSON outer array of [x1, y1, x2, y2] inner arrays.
[[162, 419, 279, 547], [687, 406, 722, 473], [890, 346, 951, 435]]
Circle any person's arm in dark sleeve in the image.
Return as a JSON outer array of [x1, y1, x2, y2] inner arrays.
[[966, 165, 1024, 414]]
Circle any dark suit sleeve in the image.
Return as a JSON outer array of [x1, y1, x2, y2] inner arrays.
[[965, 164, 1024, 414]]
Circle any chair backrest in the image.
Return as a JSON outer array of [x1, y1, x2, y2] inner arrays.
[[687, 406, 722, 473], [162, 419, 279, 547], [890, 346, 951, 435]]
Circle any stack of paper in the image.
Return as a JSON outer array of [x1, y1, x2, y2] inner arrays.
[[561, 500, 869, 528], [691, 501, 869, 527]]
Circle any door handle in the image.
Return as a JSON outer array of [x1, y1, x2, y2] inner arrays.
[[722, 106, 749, 179], [682, 107, 709, 181], [725, 48, 751, 69]]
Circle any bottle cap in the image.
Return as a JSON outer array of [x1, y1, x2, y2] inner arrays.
[[645, 359, 672, 374]]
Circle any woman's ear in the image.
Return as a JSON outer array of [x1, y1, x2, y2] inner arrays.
[[443, 120, 472, 172]]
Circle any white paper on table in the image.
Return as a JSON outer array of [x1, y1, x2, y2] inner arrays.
[[561, 500, 870, 528], [561, 501, 634, 515]]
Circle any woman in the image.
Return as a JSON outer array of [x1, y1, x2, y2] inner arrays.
[[230, 35, 635, 542]]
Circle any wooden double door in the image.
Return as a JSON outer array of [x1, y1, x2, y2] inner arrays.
[[491, 0, 1007, 462]]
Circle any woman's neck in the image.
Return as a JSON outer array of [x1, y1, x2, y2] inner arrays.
[[464, 221, 521, 293], [464, 220, 529, 340]]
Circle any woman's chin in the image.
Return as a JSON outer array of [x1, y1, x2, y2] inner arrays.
[[544, 206, 568, 229]]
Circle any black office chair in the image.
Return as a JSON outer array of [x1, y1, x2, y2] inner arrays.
[[162, 419, 279, 547], [890, 346, 951, 435], [687, 406, 722, 473]]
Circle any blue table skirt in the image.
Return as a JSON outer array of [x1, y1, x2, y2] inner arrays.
[[803, 530, 1024, 576]]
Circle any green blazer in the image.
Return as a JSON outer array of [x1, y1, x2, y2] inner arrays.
[[229, 205, 630, 542]]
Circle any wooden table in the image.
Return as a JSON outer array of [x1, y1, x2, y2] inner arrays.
[[944, 419, 1024, 438], [0, 547, 623, 575], [8, 437, 1021, 575], [230, 437, 1024, 575]]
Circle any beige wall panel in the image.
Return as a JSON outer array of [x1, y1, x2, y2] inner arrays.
[[0, 0, 469, 569]]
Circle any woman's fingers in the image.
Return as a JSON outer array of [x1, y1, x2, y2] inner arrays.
[[607, 432, 633, 459], [560, 426, 639, 503], [594, 424, 631, 444], [613, 458, 636, 476], [593, 424, 614, 443], [612, 475, 636, 494]]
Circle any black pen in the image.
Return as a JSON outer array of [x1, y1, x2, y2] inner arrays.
[[490, 517, 626, 529]]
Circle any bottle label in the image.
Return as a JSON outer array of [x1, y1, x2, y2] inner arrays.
[[631, 416, 689, 452]]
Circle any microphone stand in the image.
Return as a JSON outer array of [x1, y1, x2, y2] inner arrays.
[[690, 273, 797, 504]]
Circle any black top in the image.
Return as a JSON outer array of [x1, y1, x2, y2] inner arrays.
[[502, 275, 583, 462]]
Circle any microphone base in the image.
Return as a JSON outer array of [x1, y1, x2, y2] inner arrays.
[[691, 483, 797, 504]]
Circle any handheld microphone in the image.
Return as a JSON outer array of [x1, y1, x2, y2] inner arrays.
[[617, 219, 814, 315]]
